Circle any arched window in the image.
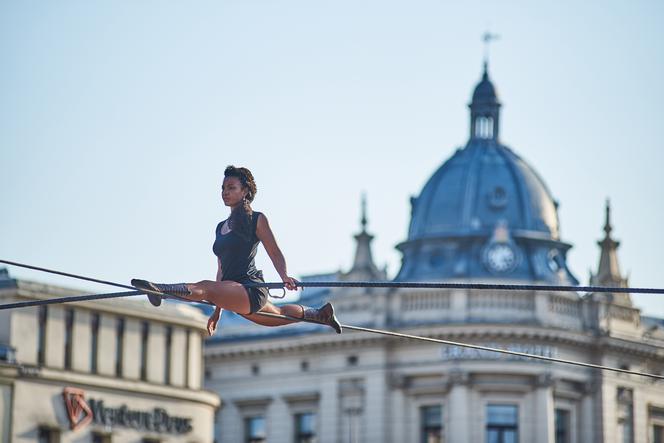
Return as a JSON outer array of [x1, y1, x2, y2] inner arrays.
[[475, 116, 494, 139]]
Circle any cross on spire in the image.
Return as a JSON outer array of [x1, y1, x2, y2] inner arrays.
[[361, 192, 368, 232], [603, 198, 613, 237], [482, 31, 500, 67]]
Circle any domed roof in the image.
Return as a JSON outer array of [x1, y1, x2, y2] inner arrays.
[[408, 142, 560, 241], [396, 64, 577, 284]]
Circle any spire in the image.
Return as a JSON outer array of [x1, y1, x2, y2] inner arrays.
[[360, 193, 368, 232], [482, 31, 500, 68], [590, 199, 631, 305], [469, 57, 501, 142], [341, 194, 386, 281]]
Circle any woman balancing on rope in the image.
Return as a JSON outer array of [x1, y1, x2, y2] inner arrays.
[[132, 166, 341, 335]]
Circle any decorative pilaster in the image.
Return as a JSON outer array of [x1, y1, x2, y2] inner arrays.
[[319, 378, 339, 443], [534, 374, 554, 443], [447, 371, 471, 443]]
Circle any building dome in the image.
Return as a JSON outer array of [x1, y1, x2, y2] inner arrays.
[[408, 143, 560, 240], [396, 65, 577, 284]]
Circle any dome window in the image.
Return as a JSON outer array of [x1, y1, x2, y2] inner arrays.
[[547, 250, 562, 272], [429, 252, 444, 267], [475, 116, 494, 139], [488, 186, 508, 209]]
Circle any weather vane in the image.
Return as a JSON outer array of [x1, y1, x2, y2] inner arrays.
[[482, 31, 500, 66]]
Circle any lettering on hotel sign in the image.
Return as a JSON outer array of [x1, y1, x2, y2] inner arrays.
[[63, 387, 192, 434], [442, 344, 557, 360]]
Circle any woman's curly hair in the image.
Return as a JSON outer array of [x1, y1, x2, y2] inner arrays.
[[224, 165, 257, 240]]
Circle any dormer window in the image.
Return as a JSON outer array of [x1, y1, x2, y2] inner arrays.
[[475, 116, 494, 139]]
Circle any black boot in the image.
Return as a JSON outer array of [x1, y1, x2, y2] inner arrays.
[[131, 279, 191, 307], [301, 302, 342, 334]]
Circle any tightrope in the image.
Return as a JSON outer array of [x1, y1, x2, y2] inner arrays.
[[0, 259, 215, 308], [2, 258, 664, 381], [2, 258, 663, 294], [254, 312, 664, 380], [0, 290, 144, 310]]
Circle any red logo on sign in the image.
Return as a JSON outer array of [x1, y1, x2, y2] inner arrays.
[[62, 387, 93, 431]]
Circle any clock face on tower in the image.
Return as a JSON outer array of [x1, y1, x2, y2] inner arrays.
[[484, 243, 518, 273]]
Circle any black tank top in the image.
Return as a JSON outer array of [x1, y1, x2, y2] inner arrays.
[[212, 212, 263, 282]]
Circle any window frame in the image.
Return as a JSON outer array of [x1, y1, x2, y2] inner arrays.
[[90, 312, 100, 373], [419, 404, 443, 443], [485, 403, 519, 443], [244, 415, 267, 443], [64, 308, 74, 370], [37, 306, 47, 366], [115, 317, 125, 377], [293, 411, 317, 443], [554, 407, 571, 443]]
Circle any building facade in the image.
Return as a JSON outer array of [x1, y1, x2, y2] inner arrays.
[[0, 269, 220, 443], [204, 65, 664, 443]]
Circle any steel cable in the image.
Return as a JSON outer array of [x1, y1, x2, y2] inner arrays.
[[2, 258, 663, 380]]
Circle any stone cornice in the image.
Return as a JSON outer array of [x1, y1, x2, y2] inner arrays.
[[11, 365, 220, 407], [598, 335, 664, 358], [205, 323, 664, 362], [282, 392, 320, 404], [233, 396, 273, 408], [2, 281, 207, 331]]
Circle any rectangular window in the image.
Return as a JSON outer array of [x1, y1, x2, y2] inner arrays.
[[184, 329, 190, 388], [294, 412, 317, 443], [649, 406, 664, 443], [90, 313, 100, 373], [64, 309, 74, 369], [420, 405, 442, 443], [92, 432, 112, 443], [115, 318, 125, 377], [140, 321, 149, 381], [0, 344, 16, 363], [654, 424, 664, 443], [343, 408, 362, 443], [37, 306, 48, 366], [617, 387, 634, 443], [486, 404, 518, 443], [245, 416, 266, 443], [555, 409, 570, 443], [164, 326, 172, 384], [37, 427, 60, 443]]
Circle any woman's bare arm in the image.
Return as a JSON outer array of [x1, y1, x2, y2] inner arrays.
[[256, 213, 297, 290], [207, 258, 223, 335], [216, 258, 223, 282]]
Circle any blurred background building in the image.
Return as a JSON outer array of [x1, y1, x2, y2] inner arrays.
[[204, 64, 664, 443], [0, 269, 220, 442]]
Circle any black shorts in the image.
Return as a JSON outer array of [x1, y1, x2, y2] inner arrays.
[[238, 276, 268, 314]]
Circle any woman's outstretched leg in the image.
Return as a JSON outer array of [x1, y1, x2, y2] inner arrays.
[[132, 279, 341, 333], [187, 280, 254, 314], [242, 302, 302, 326], [133, 279, 253, 314], [244, 301, 342, 333]]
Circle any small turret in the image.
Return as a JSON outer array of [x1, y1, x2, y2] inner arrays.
[[590, 200, 631, 305], [341, 195, 387, 281], [469, 62, 501, 141]]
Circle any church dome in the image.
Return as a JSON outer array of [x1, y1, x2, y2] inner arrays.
[[408, 143, 560, 240], [396, 64, 577, 284]]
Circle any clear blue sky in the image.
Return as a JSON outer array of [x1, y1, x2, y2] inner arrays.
[[2, 1, 663, 316]]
